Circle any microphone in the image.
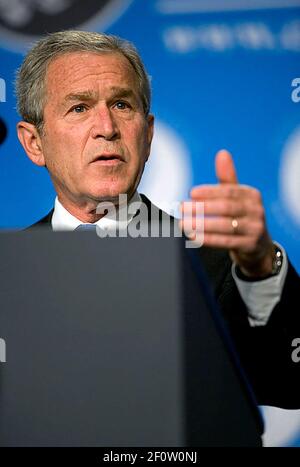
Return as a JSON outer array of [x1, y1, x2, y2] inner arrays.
[[0, 117, 7, 145]]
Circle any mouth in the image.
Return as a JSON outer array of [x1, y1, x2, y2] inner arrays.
[[92, 153, 125, 166]]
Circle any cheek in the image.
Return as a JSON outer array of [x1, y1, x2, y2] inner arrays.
[[126, 125, 149, 163], [42, 125, 86, 168]]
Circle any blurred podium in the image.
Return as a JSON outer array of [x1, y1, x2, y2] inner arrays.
[[0, 232, 262, 446]]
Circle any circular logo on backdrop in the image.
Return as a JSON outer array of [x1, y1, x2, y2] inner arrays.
[[0, 0, 133, 50], [279, 125, 300, 227], [139, 120, 192, 217]]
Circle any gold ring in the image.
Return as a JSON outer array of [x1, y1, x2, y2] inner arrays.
[[231, 218, 238, 234]]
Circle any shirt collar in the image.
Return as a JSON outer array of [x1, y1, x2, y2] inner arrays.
[[51, 192, 142, 231]]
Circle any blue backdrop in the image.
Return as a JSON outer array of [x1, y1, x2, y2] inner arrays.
[[0, 0, 299, 447]]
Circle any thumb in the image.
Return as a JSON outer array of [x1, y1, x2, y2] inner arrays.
[[215, 149, 238, 184]]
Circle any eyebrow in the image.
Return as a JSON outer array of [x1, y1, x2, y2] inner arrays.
[[63, 90, 97, 103], [63, 87, 137, 104]]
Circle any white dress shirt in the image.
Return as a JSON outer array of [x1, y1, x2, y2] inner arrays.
[[52, 191, 142, 232], [232, 242, 288, 327], [52, 193, 287, 327]]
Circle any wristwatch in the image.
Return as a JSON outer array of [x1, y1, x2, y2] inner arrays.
[[235, 243, 283, 282], [271, 244, 283, 276]]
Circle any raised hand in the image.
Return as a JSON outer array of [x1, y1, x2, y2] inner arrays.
[[181, 149, 275, 278]]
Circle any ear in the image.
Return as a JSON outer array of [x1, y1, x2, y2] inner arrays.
[[145, 114, 154, 161], [17, 121, 46, 167]]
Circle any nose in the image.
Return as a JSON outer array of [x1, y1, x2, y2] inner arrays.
[[91, 105, 120, 141]]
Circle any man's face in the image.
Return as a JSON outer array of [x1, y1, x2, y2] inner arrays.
[[36, 51, 153, 206]]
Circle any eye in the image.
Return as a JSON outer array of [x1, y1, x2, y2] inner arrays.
[[114, 101, 130, 110], [70, 104, 87, 113]]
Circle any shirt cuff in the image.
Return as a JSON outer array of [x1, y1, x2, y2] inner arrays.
[[231, 242, 288, 327]]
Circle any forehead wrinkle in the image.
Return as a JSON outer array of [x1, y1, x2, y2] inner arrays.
[[50, 54, 136, 84], [109, 86, 135, 96], [49, 60, 133, 90], [45, 53, 141, 112]]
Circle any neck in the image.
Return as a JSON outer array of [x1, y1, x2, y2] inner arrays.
[[56, 192, 135, 223]]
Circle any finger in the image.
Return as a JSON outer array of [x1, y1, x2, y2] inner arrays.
[[203, 217, 263, 236], [203, 233, 257, 251], [185, 231, 257, 252], [190, 184, 260, 201], [179, 218, 204, 244], [182, 199, 246, 218], [215, 149, 238, 184], [181, 215, 263, 237], [180, 200, 205, 217], [182, 198, 264, 219]]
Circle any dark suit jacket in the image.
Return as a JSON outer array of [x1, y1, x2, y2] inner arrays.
[[29, 194, 300, 409]]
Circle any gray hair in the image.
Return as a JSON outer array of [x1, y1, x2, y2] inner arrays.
[[15, 30, 151, 133]]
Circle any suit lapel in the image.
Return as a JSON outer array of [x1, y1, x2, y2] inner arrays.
[[26, 209, 54, 230]]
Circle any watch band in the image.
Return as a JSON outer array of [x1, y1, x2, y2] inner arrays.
[[235, 244, 283, 282]]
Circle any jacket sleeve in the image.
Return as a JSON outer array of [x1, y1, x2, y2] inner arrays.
[[217, 258, 300, 408]]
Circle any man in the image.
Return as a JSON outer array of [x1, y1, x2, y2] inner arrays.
[[16, 30, 299, 408]]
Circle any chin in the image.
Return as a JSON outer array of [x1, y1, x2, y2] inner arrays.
[[88, 184, 134, 204]]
